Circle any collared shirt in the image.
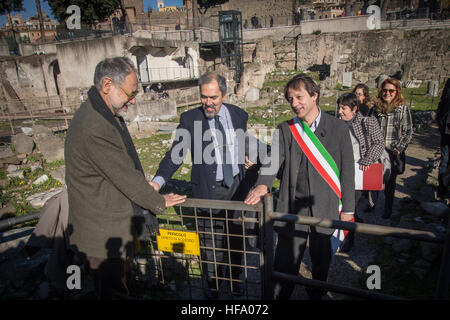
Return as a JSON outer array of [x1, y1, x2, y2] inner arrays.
[[208, 104, 240, 181], [305, 107, 322, 133]]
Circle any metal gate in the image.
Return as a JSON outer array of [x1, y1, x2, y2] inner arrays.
[[133, 198, 266, 300], [133, 194, 449, 300]]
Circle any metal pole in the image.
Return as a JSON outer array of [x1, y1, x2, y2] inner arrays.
[[263, 194, 275, 300], [436, 214, 450, 299], [273, 271, 405, 300], [269, 211, 445, 243], [272, 92, 275, 127], [0, 212, 41, 231]]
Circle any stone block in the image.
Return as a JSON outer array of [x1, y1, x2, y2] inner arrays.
[[0, 147, 14, 159], [420, 202, 450, 218], [32, 124, 53, 139], [245, 87, 260, 102], [35, 135, 65, 163], [12, 133, 35, 155]]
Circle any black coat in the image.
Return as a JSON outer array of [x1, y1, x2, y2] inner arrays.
[[155, 104, 249, 200]]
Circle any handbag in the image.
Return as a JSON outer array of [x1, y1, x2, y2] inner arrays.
[[392, 151, 406, 175], [380, 148, 391, 183]]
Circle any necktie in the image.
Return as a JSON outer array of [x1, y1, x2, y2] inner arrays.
[[215, 115, 234, 188]]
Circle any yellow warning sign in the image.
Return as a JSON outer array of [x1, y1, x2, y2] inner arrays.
[[157, 229, 200, 256]]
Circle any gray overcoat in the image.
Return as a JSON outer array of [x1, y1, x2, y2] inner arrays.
[[257, 112, 355, 235], [65, 99, 166, 259]]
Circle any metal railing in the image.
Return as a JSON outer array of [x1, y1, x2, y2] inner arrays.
[[261, 194, 449, 300], [1, 193, 448, 299], [0, 96, 73, 136]]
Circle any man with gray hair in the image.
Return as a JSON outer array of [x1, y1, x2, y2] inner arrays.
[[150, 71, 258, 299], [65, 56, 186, 299]]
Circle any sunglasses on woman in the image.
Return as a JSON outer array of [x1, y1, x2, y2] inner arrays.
[[382, 89, 396, 94]]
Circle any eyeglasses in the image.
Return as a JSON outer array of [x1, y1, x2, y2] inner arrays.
[[382, 88, 397, 94], [119, 84, 138, 100]]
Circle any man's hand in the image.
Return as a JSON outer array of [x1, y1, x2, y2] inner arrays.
[[149, 181, 161, 192], [393, 148, 401, 155], [163, 193, 187, 207], [245, 155, 256, 170], [340, 213, 355, 222], [244, 184, 269, 205]]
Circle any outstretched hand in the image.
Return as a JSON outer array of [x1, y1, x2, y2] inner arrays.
[[244, 184, 269, 205], [164, 193, 187, 207]]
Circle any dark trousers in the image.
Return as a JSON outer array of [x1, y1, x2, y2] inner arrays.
[[198, 175, 243, 290], [273, 228, 332, 300], [384, 150, 399, 214], [341, 190, 363, 251], [86, 256, 129, 299]]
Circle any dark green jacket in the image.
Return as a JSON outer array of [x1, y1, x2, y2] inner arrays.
[[65, 98, 165, 259]]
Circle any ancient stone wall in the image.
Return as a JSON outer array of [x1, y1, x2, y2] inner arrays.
[[0, 54, 62, 113], [222, 0, 297, 27], [296, 28, 449, 88]]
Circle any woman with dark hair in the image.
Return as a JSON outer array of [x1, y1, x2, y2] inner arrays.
[[352, 83, 372, 116], [371, 78, 413, 219], [337, 93, 384, 251]]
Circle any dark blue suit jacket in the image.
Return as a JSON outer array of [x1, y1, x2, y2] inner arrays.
[[155, 103, 249, 200]]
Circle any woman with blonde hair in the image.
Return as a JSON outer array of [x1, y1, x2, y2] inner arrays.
[[371, 78, 413, 219]]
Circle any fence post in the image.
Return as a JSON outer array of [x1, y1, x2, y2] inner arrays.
[[263, 194, 275, 300], [436, 215, 450, 299]]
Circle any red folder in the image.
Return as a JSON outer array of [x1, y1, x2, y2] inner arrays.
[[354, 163, 383, 190]]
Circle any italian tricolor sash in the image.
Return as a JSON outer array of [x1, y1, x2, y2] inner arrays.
[[288, 117, 353, 255], [288, 117, 342, 211]]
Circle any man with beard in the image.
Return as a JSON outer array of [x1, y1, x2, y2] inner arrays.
[[65, 57, 186, 299], [150, 71, 257, 299]]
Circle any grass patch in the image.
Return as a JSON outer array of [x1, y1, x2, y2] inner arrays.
[[0, 162, 63, 219]]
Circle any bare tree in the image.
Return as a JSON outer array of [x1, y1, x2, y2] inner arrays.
[[381, 0, 390, 21], [35, 0, 46, 43]]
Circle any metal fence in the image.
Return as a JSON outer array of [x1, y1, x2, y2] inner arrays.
[[1, 192, 449, 299], [132, 194, 449, 300], [261, 195, 449, 300], [134, 198, 265, 299]]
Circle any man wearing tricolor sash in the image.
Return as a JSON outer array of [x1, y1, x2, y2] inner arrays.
[[245, 74, 355, 300]]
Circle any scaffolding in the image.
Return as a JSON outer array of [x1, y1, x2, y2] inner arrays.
[[218, 10, 244, 86]]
